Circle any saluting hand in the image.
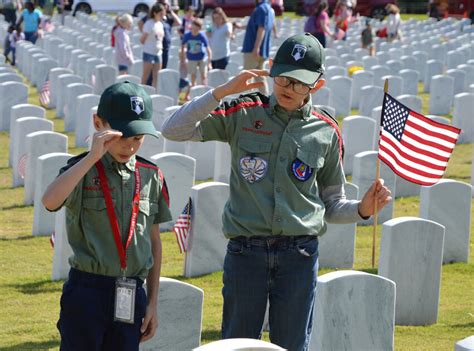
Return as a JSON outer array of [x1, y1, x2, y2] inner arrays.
[[89, 129, 123, 162], [212, 69, 269, 100], [358, 178, 392, 218]]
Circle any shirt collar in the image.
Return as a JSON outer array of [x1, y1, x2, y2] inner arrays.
[[269, 94, 313, 121], [103, 152, 136, 172]]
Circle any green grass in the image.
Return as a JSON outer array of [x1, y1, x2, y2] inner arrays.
[[0, 59, 473, 351]]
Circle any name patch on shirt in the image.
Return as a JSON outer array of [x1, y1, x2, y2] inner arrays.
[[291, 159, 313, 181], [240, 156, 268, 183]]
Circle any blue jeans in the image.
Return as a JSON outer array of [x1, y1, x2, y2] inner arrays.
[[222, 235, 319, 351], [24, 31, 38, 44], [57, 269, 147, 351]]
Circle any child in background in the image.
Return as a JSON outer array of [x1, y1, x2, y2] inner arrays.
[[181, 18, 212, 86], [178, 5, 195, 39], [3, 25, 14, 65], [114, 14, 135, 75], [111, 15, 120, 47], [361, 19, 375, 56], [10, 25, 25, 66]]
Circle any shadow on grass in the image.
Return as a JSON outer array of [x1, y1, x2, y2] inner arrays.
[[0, 236, 37, 242], [8, 279, 63, 295], [452, 321, 474, 329], [1, 203, 32, 210], [201, 329, 222, 341], [2, 340, 60, 350]]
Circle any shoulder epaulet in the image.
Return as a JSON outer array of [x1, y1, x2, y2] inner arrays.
[[311, 106, 345, 160], [59, 151, 89, 174], [135, 155, 159, 170]]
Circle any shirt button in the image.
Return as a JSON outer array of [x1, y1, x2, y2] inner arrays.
[[276, 217, 281, 222], [276, 187, 282, 193], [279, 156, 285, 162]]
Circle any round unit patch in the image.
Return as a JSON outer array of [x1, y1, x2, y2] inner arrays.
[[291, 159, 313, 181], [239, 156, 268, 184]]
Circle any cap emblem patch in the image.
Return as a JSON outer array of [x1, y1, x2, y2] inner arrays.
[[291, 44, 307, 61], [130, 96, 145, 115]]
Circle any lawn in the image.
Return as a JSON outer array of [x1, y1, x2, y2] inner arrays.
[[0, 37, 473, 350]]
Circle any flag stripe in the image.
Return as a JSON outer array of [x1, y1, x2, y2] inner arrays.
[[379, 154, 440, 185], [406, 116, 459, 144], [379, 135, 447, 173], [401, 133, 452, 160], [410, 110, 462, 135], [379, 139, 445, 178], [403, 128, 454, 154]]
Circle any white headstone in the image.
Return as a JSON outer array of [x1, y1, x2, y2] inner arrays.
[[371, 65, 391, 85], [379, 217, 445, 325], [359, 85, 384, 117], [0, 82, 28, 131], [157, 68, 180, 104], [184, 182, 229, 278], [64, 83, 94, 132], [51, 208, 74, 281], [419, 179, 472, 263], [452, 93, 474, 143], [12, 117, 54, 187], [455, 336, 474, 351], [213, 142, 231, 183], [49, 68, 74, 108], [92, 64, 117, 95], [309, 271, 395, 351], [75, 94, 100, 147], [342, 116, 376, 175], [33, 153, 72, 236], [424, 59, 444, 93], [193, 339, 284, 351], [352, 151, 396, 225], [351, 70, 374, 109], [116, 74, 141, 85], [429, 75, 454, 115], [189, 85, 212, 100], [0, 72, 23, 83], [311, 86, 331, 106], [56, 74, 83, 118], [380, 75, 403, 97], [396, 94, 422, 113], [447, 68, 467, 95], [150, 152, 195, 231], [24, 131, 68, 205], [399, 69, 419, 95], [326, 76, 352, 117], [208, 69, 230, 88], [140, 278, 204, 351], [185, 141, 217, 181], [151, 95, 175, 131], [319, 183, 358, 268]]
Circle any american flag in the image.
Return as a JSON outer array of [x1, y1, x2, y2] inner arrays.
[[39, 76, 51, 108], [172, 198, 192, 253], [50, 232, 55, 249], [17, 154, 27, 179], [378, 93, 461, 186]]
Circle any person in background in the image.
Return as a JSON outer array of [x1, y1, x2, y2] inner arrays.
[[181, 18, 212, 86], [140, 3, 165, 88], [115, 14, 135, 75], [304, 1, 332, 48], [3, 25, 14, 65], [179, 58, 191, 101], [111, 15, 120, 48], [17, 1, 42, 44], [333, 0, 351, 40], [161, 33, 392, 351], [386, 3, 401, 42], [159, 0, 181, 69], [178, 5, 195, 39], [241, 0, 275, 95], [9, 24, 24, 66], [361, 19, 375, 56], [207, 7, 232, 70]]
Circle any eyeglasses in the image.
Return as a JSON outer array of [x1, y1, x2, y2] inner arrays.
[[273, 76, 319, 95]]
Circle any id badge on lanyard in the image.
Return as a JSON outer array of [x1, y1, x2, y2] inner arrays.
[[96, 160, 141, 324]]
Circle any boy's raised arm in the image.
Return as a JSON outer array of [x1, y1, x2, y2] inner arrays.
[[42, 129, 122, 211]]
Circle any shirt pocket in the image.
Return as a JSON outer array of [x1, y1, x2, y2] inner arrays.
[[80, 197, 110, 240], [289, 147, 325, 187], [237, 138, 273, 184], [137, 200, 159, 233]]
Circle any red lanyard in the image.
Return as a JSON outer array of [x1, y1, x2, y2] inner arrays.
[[95, 160, 141, 272]]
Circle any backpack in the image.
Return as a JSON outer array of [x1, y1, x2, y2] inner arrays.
[[304, 15, 318, 34]]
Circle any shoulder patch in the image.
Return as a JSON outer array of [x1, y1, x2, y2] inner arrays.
[[311, 109, 345, 160], [210, 92, 270, 117]]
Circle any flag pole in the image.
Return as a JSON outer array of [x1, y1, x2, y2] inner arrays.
[[372, 79, 388, 269]]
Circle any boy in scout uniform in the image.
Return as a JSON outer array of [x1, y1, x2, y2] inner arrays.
[[162, 33, 392, 350], [42, 81, 172, 351]]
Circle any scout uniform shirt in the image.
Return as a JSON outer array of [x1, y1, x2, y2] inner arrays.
[[53, 152, 172, 280], [162, 91, 362, 239]]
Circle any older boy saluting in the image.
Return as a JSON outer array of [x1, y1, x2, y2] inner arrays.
[[43, 82, 172, 351], [162, 33, 391, 350]]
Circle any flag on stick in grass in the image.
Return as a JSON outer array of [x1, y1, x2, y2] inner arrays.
[[378, 93, 461, 186], [39, 75, 51, 108], [50, 232, 55, 249], [172, 198, 192, 253]]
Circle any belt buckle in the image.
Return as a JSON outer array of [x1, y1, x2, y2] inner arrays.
[[267, 238, 278, 246]]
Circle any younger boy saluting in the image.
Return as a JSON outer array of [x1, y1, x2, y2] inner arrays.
[[43, 81, 172, 351], [162, 33, 391, 350]]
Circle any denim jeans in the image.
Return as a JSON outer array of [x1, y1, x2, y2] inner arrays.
[[222, 235, 319, 351]]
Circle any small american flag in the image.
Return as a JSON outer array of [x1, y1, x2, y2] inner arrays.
[[17, 154, 27, 179], [172, 198, 192, 253], [378, 93, 461, 186], [39, 76, 51, 108]]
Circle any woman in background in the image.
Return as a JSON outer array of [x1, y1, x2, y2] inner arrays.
[[207, 7, 233, 70]]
